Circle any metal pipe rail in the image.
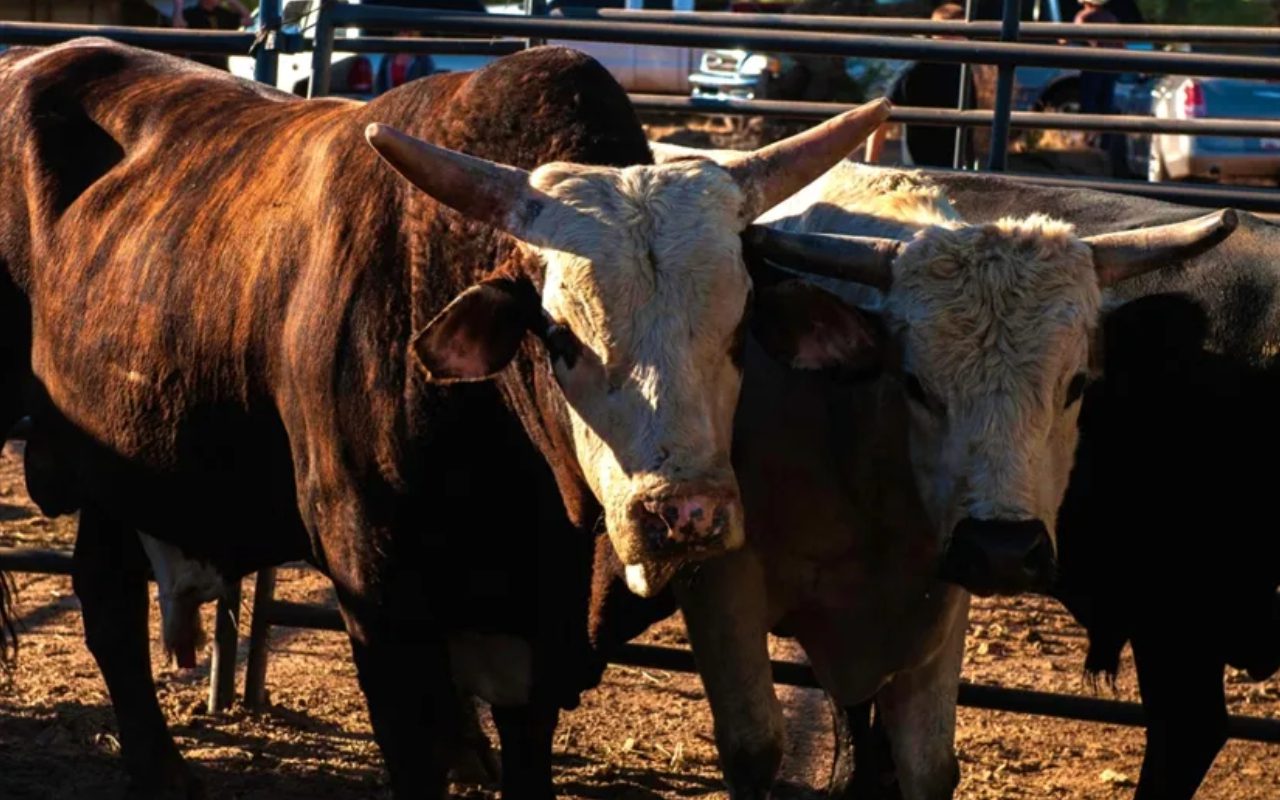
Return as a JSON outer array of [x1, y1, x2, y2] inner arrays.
[[255, 0, 282, 86], [572, 9, 1280, 47], [630, 95, 1280, 138], [986, 0, 1021, 171], [6, 552, 1280, 743], [631, 95, 1280, 213], [322, 7, 1280, 80], [920, 166, 1280, 214], [954, 0, 977, 169], [0, 21, 255, 53], [0, 546, 241, 713], [249, 593, 1280, 744], [0, 547, 74, 575], [328, 36, 525, 56]]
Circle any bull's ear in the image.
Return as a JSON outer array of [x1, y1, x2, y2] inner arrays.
[[412, 278, 540, 382], [752, 280, 883, 374]]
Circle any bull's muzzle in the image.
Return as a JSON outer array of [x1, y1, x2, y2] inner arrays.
[[630, 485, 739, 559], [940, 517, 1055, 597]]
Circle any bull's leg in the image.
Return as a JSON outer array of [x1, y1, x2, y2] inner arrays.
[[1131, 635, 1227, 800], [449, 694, 501, 786], [830, 698, 902, 800], [339, 601, 461, 800], [875, 595, 967, 800], [674, 549, 783, 800], [72, 508, 201, 799], [491, 702, 559, 799], [828, 696, 861, 797]]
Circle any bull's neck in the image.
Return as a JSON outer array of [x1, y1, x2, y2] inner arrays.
[[734, 339, 933, 560], [404, 217, 597, 529], [491, 252, 599, 530]]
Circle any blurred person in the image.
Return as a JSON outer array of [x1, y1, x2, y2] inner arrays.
[[375, 32, 439, 94], [362, 0, 487, 94], [865, 3, 973, 167], [1073, 0, 1123, 151], [150, 1, 252, 71], [147, 0, 251, 29]]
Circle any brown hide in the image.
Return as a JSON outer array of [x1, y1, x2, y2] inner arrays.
[[0, 39, 651, 704]]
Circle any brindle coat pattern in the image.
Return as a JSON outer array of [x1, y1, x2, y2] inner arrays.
[[0, 39, 661, 797]]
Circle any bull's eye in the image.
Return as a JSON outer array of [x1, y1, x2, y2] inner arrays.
[[903, 372, 944, 415], [1065, 372, 1088, 408], [904, 374, 927, 404], [544, 324, 581, 370]]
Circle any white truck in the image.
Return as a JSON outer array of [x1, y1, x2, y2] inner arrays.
[[228, 0, 710, 98]]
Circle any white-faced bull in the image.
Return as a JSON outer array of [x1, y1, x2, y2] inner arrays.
[[918, 168, 1280, 800], [364, 97, 890, 596], [748, 170, 1237, 597], [0, 40, 889, 799], [626, 158, 1240, 800]]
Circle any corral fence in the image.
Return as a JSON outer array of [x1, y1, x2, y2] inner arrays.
[[2, 0, 1280, 751]]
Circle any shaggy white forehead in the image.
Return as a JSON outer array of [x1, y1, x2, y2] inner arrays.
[[888, 214, 1102, 394], [529, 160, 752, 364]]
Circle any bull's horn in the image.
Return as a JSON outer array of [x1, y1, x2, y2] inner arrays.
[[745, 226, 901, 291], [365, 123, 544, 237], [1084, 208, 1238, 287], [723, 99, 892, 224]]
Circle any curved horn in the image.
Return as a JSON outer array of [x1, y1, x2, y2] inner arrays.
[[745, 225, 901, 291], [723, 99, 892, 224], [365, 123, 543, 237], [1085, 208, 1239, 287]]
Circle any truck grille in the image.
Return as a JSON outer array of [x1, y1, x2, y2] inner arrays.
[[703, 52, 743, 73]]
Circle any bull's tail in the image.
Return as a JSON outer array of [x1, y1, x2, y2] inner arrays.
[[0, 568, 16, 668]]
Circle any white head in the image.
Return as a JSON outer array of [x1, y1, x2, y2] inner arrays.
[[365, 100, 891, 596], [748, 207, 1238, 595]]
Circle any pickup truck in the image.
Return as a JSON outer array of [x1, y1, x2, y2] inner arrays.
[[1112, 45, 1280, 184], [228, 0, 712, 98]]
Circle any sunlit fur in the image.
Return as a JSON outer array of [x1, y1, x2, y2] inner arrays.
[[528, 159, 753, 567], [764, 163, 1100, 549]]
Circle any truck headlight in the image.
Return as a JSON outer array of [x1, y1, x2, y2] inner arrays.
[[742, 54, 779, 76]]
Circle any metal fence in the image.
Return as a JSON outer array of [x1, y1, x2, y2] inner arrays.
[[5, 547, 1280, 745], [304, 4, 1280, 206], [1, 0, 1280, 761]]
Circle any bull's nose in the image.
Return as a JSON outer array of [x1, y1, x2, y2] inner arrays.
[[635, 493, 732, 551], [940, 517, 1055, 597]]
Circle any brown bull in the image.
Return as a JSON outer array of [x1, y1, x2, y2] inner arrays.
[[0, 38, 887, 798]]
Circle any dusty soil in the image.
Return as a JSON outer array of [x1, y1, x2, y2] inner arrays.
[[1, 434, 1278, 800]]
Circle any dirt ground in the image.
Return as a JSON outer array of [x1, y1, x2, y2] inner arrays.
[[2, 438, 1278, 800]]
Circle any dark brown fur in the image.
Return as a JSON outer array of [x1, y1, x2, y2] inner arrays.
[[0, 39, 652, 796]]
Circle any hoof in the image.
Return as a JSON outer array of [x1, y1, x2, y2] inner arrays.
[[724, 741, 783, 800], [124, 759, 205, 800], [448, 739, 502, 786]]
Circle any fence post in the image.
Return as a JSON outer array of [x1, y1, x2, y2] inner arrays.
[[524, 0, 547, 49], [243, 567, 278, 708], [952, 0, 977, 169], [307, 3, 336, 98], [207, 578, 241, 713], [986, 0, 1022, 171], [254, 0, 282, 87]]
